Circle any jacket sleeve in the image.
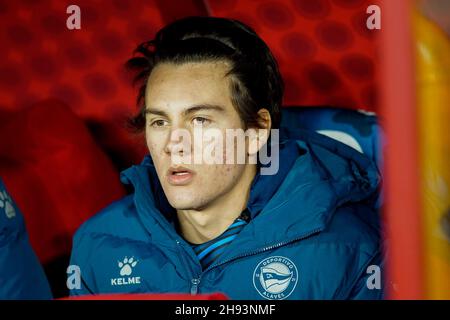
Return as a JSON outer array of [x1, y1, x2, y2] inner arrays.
[[68, 229, 97, 296], [0, 179, 53, 300], [346, 247, 385, 300]]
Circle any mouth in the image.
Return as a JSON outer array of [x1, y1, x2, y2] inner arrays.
[[166, 166, 195, 186]]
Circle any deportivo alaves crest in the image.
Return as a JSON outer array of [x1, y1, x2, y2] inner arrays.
[[253, 256, 298, 300]]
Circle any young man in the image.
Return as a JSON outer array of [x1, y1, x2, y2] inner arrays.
[[69, 17, 384, 299]]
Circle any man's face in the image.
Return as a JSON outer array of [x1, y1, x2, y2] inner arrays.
[[144, 61, 252, 211]]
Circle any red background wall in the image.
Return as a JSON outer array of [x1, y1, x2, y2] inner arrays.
[[0, 0, 381, 170]]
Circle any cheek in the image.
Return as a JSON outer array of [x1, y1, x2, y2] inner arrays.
[[147, 141, 159, 159], [199, 164, 241, 188], [146, 133, 162, 154], [222, 140, 246, 165], [146, 135, 166, 169]]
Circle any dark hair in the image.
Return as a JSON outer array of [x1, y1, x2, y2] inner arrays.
[[126, 16, 284, 132]]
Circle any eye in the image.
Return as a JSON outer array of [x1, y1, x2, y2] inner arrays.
[[150, 119, 168, 128], [192, 117, 210, 126]]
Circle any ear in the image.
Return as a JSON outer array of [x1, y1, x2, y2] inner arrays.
[[248, 108, 272, 156]]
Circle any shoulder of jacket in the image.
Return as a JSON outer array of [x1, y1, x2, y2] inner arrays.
[[73, 194, 135, 241], [311, 202, 381, 255]]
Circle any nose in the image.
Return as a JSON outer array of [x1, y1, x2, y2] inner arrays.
[[164, 127, 192, 157]]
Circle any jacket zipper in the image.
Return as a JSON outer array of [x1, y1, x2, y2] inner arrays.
[[175, 239, 203, 295], [203, 227, 324, 274], [190, 278, 201, 295], [169, 227, 323, 295], [177, 231, 325, 295], [186, 228, 324, 294]]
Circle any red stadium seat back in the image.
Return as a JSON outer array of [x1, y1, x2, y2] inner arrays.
[[0, 0, 381, 170], [0, 99, 126, 264], [206, 0, 381, 111], [0, 0, 206, 169]]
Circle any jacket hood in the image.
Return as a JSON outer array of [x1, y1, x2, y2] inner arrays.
[[119, 128, 381, 252]]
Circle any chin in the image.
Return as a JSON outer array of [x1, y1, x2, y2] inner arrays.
[[163, 184, 217, 211], [166, 194, 204, 211]]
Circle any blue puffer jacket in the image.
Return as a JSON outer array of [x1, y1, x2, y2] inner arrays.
[[0, 179, 52, 300], [69, 129, 384, 300]]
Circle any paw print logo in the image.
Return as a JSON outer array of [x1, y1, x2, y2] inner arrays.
[[118, 257, 138, 276], [0, 190, 16, 219]]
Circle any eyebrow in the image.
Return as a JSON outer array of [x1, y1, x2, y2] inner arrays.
[[144, 104, 226, 117]]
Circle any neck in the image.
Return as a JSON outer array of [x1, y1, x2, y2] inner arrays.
[[177, 164, 256, 244]]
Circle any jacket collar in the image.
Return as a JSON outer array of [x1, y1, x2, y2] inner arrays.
[[120, 130, 381, 256]]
